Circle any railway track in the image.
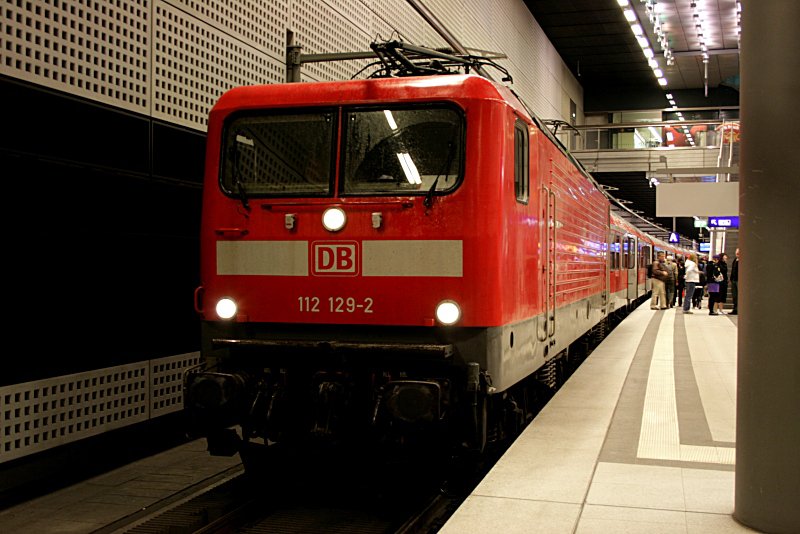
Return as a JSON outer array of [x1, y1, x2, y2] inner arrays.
[[93, 441, 482, 534], [93, 316, 616, 534]]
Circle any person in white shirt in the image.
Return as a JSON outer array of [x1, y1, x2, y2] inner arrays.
[[682, 253, 700, 314]]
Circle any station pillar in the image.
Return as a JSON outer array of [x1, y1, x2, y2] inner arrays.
[[735, 1, 800, 533]]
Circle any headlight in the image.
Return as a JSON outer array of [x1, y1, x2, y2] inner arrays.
[[215, 298, 237, 320], [435, 300, 461, 325], [322, 207, 346, 232]]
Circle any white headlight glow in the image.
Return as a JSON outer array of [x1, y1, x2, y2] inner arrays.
[[322, 207, 346, 232], [435, 300, 461, 325], [215, 298, 237, 320]]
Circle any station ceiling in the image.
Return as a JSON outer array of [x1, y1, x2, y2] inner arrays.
[[523, 0, 741, 109], [523, 0, 741, 244]]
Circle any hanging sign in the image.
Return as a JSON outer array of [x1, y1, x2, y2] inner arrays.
[[708, 216, 739, 228]]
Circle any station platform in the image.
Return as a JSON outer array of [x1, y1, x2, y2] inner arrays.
[[0, 440, 241, 532], [440, 305, 758, 534]]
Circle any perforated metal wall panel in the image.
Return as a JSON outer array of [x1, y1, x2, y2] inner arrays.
[[0, 352, 199, 463], [370, 0, 445, 50], [150, 352, 201, 418], [0, 0, 581, 131], [165, 0, 288, 58], [0, 0, 150, 112], [289, 0, 371, 82], [153, 0, 282, 129]]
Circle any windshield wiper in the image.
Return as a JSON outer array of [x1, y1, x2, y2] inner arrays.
[[424, 139, 457, 209], [230, 143, 251, 213], [235, 179, 251, 212]]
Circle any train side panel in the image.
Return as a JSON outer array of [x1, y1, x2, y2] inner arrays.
[[546, 140, 608, 351]]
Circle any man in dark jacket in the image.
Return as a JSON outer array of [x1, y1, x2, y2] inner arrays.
[[729, 248, 739, 315]]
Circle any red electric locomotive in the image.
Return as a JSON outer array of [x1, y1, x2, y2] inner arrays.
[[186, 43, 678, 461]]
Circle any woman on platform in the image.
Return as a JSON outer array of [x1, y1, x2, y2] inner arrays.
[[706, 255, 723, 315]]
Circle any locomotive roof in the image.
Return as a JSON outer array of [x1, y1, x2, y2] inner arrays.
[[210, 74, 509, 115]]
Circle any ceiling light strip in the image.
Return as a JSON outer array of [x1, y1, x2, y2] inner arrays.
[[619, 0, 667, 86]]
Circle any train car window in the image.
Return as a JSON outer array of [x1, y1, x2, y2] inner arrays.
[[623, 237, 630, 269], [641, 245, 652, 268], [341, 105, 464, 196], [220, 110, 336, 197], [514, 119, 529, 203], [610, 235, 621, 270], [627, 237, 636, 269]]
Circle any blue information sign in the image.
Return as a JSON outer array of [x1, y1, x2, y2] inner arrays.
[[668, 232, 680, 243], [708, 216, 739, 228], [699, 242, 711, 252]]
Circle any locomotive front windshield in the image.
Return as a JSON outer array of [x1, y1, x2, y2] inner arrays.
[[220, 105, 463, 198], [342, 106, 463, 195], [222, 110, 336, 196]]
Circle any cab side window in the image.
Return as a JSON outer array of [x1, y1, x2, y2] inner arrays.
[[514, 120, 529, 203]]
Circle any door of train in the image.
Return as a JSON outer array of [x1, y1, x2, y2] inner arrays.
[[627, 235, 638, 301], [537, 185, 556, 342], [604, 206, 611, 314]]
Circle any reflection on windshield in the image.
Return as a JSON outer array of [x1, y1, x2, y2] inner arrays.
[[218, 105, 463, 198], [342, 107, 463, 195], [221, 111, 335, 196]]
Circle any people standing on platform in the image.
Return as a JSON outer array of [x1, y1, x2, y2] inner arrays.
[[676, 257, 686, 307], [706, 255, 723, 315], [716, 253, 729, 314], [664, 255, 677, 308], [683, 253, 700, 314], [650, 251, 669, 310], [729, 248, 739, 315], [693, 256, 707, 309]]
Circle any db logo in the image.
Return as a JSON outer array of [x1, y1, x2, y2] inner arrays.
[[311, 241, 359, 276]]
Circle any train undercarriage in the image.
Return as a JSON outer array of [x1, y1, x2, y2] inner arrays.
[[183, 314, 621, 471]]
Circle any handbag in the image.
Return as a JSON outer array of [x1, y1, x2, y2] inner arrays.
[[707, 282, 720, 293]]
